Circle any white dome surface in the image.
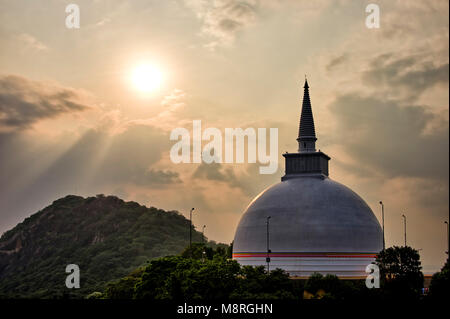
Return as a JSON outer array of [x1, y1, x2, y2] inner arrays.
[[232, 176, 383, 278]]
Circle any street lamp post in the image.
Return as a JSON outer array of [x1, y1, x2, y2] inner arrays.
[[445, 221, 449, 259], [402, 214, 407, 247], [266, 216, 271, 273], [202, 225, 206, 244], [379, 201, 385, 250], [189, 208, 195, 251]]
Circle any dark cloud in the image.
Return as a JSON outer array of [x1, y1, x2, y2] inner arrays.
[[218, 19, 241, 32], [379, 1, 448, 40], [192, 161, 283, 198], [0, 75, 90, 130], [362, 54, 449, 97], [185, 0, 257, 46], [133, 169, 182, 186], [328, 93, 449, 181], [192, 162, 238, 183], [326, 53, 349, 72], [216, 1, 255, 34]]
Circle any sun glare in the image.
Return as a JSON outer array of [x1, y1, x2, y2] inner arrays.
[[131, 63, 163, 93]]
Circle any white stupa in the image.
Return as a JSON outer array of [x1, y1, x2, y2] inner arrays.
[[232, 80, 383, 278]]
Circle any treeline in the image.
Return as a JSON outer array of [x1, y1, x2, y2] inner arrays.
[[93, 245, 449, 301]]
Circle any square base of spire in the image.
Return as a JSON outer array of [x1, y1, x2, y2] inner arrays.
[[282, 151, 330, 179]]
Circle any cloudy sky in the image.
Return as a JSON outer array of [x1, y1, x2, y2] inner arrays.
[[0, 0, 448, 272]]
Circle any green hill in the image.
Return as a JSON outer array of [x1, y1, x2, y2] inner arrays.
[[0, 194, 207, 298]]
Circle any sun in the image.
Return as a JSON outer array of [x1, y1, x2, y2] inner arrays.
[[131, 63, 163, 93]]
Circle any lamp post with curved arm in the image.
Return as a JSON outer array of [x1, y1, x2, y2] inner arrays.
[[402, 214, 407, 247], [266, 216, 271, 273], [379, 201, 385, 250], [445, 221, 449, 259], [202, 225, 206, 244], [189, 208, 195, 251]]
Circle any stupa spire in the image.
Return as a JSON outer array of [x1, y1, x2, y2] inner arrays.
[[297, 79, 317, 152], [282, 78, 330, 180]]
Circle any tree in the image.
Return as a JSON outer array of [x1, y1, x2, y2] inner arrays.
[[302, 273, 365, 300], [227, 241, 233, 259], [85, 291, 103, 299], [104, 276, 139, 299], [177, 258, 241, 299], [110, 253, 301, 300], [304, 273, 337, 299], [428, 259, 450, 300], [133, 256, 242, 299], [180, 242, 230, 260], [442, 258, 450, 272], [231, 266, 298, 299], [376, 246, 424, 296], [133, 256, 186, 299], [181, 243, 214, 260]]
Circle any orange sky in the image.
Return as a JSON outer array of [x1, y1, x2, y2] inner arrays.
[[0, 0, 448, 273]]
